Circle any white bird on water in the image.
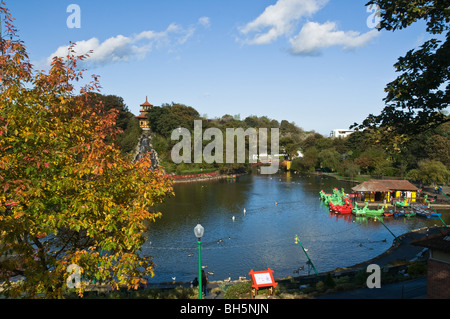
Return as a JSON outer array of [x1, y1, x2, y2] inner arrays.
[[243, 208, 246, 215], [232, 216, 235, 221]]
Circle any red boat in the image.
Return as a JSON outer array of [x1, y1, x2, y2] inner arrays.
[[383, 210, 394, 217], [329, 198, 353, 214]]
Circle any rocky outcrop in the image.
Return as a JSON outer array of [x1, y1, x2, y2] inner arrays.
[[133, 131, 160, 170]]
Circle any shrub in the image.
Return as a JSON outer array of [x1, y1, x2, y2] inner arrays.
[[224, 282, 252, 299], [408, 262, 427, 277]]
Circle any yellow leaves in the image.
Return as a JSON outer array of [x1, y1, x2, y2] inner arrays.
[[0, 6, 174, 298], [13, 210, 24, 219]]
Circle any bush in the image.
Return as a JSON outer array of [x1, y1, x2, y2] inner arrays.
[[224, 282, 252, 299], [408, 262, 427, 277], [315, 281, 325, 293], [324, 273, 336, 289]]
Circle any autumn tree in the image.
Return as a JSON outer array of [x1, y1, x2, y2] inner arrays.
[[83, 93, 142, 156], [0, 5, 173, 298]]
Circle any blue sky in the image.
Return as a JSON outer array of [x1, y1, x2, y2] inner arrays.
[[4, 0, 433, 136]]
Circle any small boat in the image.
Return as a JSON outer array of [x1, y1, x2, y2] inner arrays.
[[329, 198, 353, 214], [365, 206, 384, 217], [383, 210, 394, 217], [351, 202, 384, 217], [414, 206, 431, 218], [404, 210, 416, 217], [415, 211, 430, 218], [394, 210, 405, 217], [430, 210, 442, 217], [352, 202, 368, 217], [395, 198, 410, 208], [320, 188, 345, 206], [319, 190, 332, 200], [413, 205, 441, 218]]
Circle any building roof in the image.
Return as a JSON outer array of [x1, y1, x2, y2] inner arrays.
[[352, 180, 418, 192], [412, 229, 450, 253], [140, 96, 153, 107]]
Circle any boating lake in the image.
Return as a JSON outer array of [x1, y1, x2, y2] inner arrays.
[[142, 172, 449, 283]]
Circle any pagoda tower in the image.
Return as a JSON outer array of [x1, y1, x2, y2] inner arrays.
[[136, 96, 153, 130]]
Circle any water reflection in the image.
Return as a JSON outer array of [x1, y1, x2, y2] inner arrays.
[[143, 172, 449, 283]]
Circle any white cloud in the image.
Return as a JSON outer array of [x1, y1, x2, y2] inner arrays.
[[239, 0, 378, 55], [239, 0, 328, 45], [198, 17, 211, 28], [289, 21, 379, 55], [47, 19, 210, 67]]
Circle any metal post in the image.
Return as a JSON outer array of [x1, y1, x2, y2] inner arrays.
[[197, 240, 202, 299], [425, 196, 447, 227], [433, 207, 447, 227], [295, 235, 318, 275], [378, 219, 401, 243]]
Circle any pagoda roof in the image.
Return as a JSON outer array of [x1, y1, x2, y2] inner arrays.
[[140, 96, 153, 107]]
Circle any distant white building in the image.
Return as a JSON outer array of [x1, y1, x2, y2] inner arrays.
[[330, 129, 353, 138]]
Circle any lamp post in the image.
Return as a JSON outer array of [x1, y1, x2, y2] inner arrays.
[[194, 223, 204, 299]]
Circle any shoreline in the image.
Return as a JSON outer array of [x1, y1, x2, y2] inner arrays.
[[170, 172, 247, 184], [146, 225, 445, 289]]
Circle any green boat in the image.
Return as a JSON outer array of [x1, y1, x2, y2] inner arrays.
[[404, 211, 416, 217], [319, 190, 332, 201], [395, 198, 410, 208], [352, 202, 384, 217], [320, 188, 344, 206], [365, 206, 385, 217], [329, 195, 344, 206]]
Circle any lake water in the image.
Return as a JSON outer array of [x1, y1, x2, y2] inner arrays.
[[142, 172, 449, 283]]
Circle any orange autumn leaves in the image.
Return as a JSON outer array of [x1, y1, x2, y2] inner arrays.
[[0, 4, 173, 298]]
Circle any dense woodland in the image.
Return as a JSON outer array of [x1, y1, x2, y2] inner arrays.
[[101, 94, 449, 186]]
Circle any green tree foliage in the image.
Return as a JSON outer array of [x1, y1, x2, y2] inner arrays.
[[147, 103, 200, 138], [407, 159, 449, 185], [148, 108, 307, 174], [354, 0, 449, 135], [341, 161, 361, 180], [0, 5, 173, 298], [318, 148, 340, 172]]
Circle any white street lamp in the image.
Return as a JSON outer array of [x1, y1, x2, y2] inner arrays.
[[194, 223, 204, 299]]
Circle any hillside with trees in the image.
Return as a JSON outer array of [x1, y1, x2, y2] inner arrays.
[[144, 102, 311, 175], [136, 102, 448, 186]]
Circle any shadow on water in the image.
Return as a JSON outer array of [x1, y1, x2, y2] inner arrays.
[[143, 172, 449, 283]]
